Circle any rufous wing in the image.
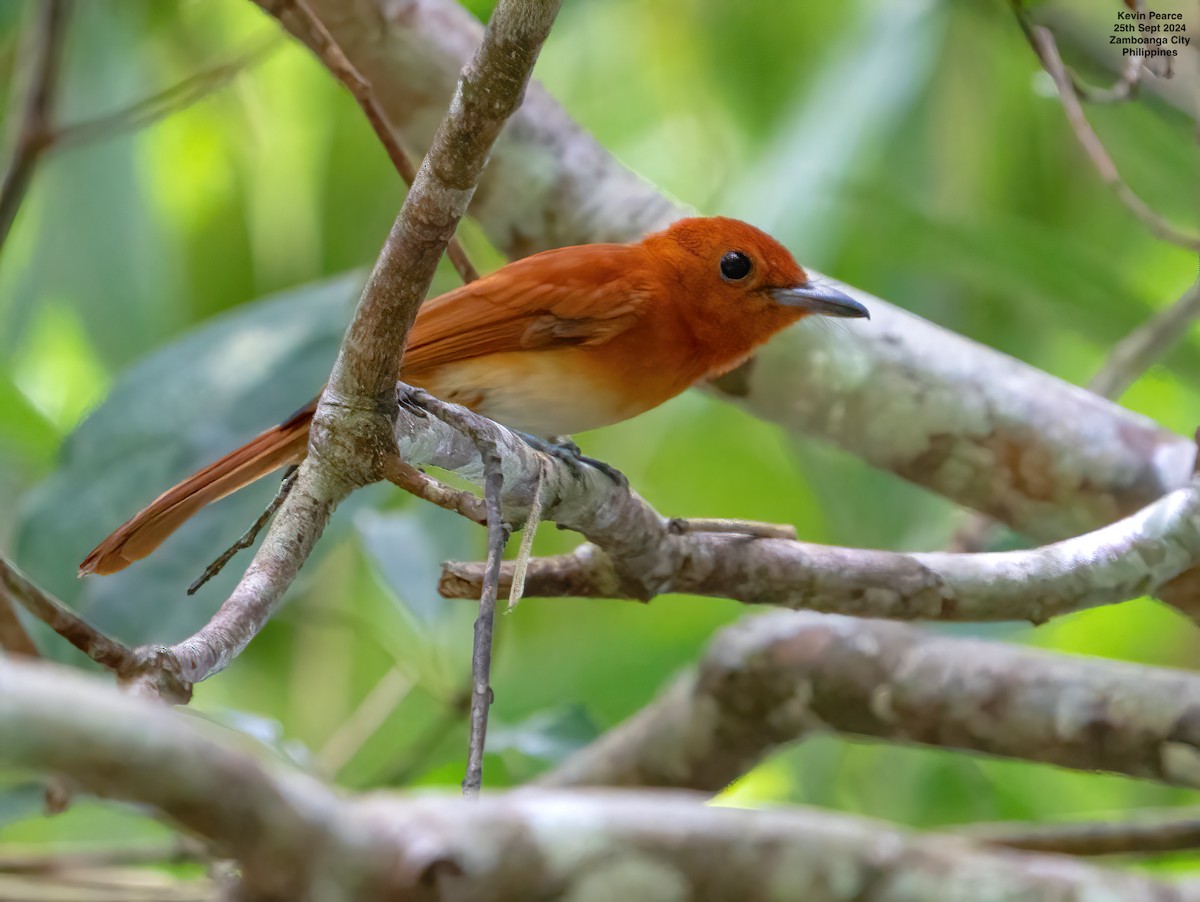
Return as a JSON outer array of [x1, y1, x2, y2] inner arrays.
[[402, 243, 651, 383]]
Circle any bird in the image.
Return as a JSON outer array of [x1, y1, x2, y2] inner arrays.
[[80, 216, 868, 576]]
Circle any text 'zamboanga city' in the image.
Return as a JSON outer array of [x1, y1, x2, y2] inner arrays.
[[1112, 9, 1189, 56]]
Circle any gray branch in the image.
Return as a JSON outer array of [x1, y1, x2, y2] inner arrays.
[[0, 658, 334, 899], [26, 383, 1196, 669], [438, 422, 1200, 623], [398, 389, 670, 579], [542, 610, 1200, 793], [1090, 281, 1200, 400], [160, 464, 336, 685], [1, 558, 137, 673], [4, 654, 1199, 901]]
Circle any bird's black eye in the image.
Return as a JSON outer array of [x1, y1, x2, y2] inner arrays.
[[719, 251, 752, 282]]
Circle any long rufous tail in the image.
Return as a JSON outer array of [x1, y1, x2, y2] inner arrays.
[[78, 400, 317, 576]]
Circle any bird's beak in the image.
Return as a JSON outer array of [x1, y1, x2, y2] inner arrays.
[[768, 281, 870, 319]]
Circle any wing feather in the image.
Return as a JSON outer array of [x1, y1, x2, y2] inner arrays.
[[402, 243, 651, 380]]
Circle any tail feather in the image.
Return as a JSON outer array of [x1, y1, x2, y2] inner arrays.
[[78, 400, 317, 576]]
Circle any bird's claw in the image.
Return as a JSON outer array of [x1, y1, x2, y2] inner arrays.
[[518, 433, 628, 488], [395, 386, 428, 418], [575, 453, 628, 488]]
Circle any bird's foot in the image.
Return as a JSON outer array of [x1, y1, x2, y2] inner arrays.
[[517, 433, 628, 487], [395, 385, 429, 418]]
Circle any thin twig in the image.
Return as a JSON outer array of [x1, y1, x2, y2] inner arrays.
[[0, 595, 39, 657], [0, 838, 207, 874], [963, 808, 1200, 857], [0, 556, 131, 671], [1009, 0, 1146, 104], [1031, 25, 1200, 252], [0, 0, 69, 258], [50, 36, 279, 152], [1090, 281, 1200, 399], [463, 441, 508, 796], [187, 468, 298, 595], [270, 0, 480, 284], [383, 455, 487, 524], [668, 517, 799, 541], [389, 389, 546, 793], [1, 22, 274, 263], [0, 556, 193, 703], [385, 686, 472, 784]]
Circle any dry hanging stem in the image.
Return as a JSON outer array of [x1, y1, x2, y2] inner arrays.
[[464, 445, 508, 796], [1029, 24, 1200, 252]]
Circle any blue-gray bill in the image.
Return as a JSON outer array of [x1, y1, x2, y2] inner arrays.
[[769, 282, 870, 319]]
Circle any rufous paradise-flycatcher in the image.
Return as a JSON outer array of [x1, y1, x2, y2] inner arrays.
[[80, 216, 868, 576]]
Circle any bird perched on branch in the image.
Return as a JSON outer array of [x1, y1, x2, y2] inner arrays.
[[80, 216, 868, 576]]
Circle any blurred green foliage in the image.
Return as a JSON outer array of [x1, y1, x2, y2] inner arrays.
[[1, 0, 1199, 869]]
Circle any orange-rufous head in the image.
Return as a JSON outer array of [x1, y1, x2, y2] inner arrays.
[[639, 216, 868, 375]]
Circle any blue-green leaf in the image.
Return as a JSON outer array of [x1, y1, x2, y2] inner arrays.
[[15, 273, 361, 647]]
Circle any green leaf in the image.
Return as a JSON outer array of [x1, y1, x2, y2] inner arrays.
[[0, 371, 59, 465], [355, 504, 479, 631], [0, 782, 49, 830], [0, 3, 182, 369], [193, 707, 315, 772], [487, 704, 600, 780], [9, 301, 111, 434], [725, 0, 947, 262], [14, 273, 361, 647]]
